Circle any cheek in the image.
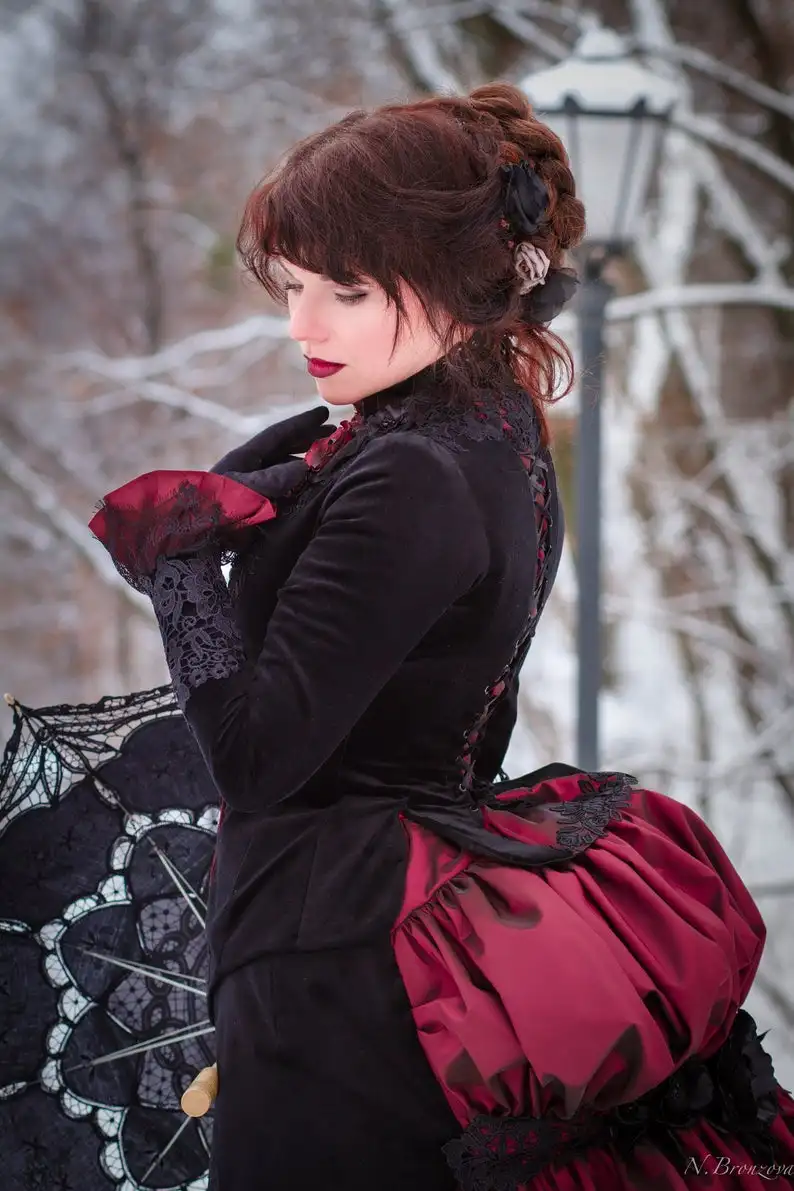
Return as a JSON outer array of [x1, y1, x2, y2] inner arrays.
[[346, 303, 398, 359]]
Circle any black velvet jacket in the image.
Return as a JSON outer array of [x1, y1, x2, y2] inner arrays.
[[147, 368, 563, 997]]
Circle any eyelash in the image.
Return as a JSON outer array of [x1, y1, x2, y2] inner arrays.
[[283, 283, 367, 305]]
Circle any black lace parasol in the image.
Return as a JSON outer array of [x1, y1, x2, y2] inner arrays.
[[0, 686, 219, 1190]]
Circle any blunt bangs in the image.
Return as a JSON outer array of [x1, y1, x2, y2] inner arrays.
[[237, 123, 411, 314]]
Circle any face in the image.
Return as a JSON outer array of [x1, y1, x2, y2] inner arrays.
[[280, 261, 446, 406]]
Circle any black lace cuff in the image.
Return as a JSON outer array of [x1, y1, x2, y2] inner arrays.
[[89, 469, 277, 592], [150, 550, 247, 711]]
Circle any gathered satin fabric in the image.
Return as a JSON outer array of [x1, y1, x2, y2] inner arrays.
[[393, 771, 794, 1186]]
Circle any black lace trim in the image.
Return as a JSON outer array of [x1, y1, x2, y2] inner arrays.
[[443, 1010, 782, 1191], [92, 475, 271, 594], [444, 1114, 601, 1191], [457, 448, 553, 798], [553, 775, 636, 849], [150, 550, 247, 710], [393, 386, 541, 458], [94, 480, 232, 592], [282, 386, 541, 516], [492, 770, 637, 850]]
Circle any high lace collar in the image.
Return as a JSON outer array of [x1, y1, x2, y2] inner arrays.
[[353, 360, 444, 420], [297, 362, 543, 507]]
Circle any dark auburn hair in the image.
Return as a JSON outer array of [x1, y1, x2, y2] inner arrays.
[[237, 83, 585, 445]]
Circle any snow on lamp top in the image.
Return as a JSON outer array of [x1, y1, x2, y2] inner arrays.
[[519, 27, 681, 249]]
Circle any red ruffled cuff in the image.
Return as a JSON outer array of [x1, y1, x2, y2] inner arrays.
[[89, 469, 277, 582]]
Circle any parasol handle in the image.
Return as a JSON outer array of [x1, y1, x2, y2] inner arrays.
[[181, 1063, 218, 1117], [3, 693, 17, 707]]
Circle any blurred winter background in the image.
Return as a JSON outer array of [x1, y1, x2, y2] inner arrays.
[[1, 0, 792, 1082]]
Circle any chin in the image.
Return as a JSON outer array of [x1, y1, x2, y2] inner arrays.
[[313, 376, 367, 406], [317, 390, 359, 407]]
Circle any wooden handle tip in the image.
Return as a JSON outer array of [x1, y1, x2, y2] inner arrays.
[[181, 1064, 218, 1117]]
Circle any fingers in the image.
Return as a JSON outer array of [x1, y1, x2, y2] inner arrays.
[[211, 407, 333, 475], [254, 406, 332, 460]]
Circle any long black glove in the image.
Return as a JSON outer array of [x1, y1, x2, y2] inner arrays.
[[211, 406, 337, 499]]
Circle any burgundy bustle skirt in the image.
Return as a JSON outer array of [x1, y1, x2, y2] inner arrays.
[[390, 767, 794, 1190]]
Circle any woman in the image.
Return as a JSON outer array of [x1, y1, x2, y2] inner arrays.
[[91, 85, 794, 1189]]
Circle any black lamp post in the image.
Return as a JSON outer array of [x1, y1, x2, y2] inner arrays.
[[520, 27, 679, 770]]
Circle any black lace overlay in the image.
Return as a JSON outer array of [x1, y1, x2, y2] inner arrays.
[[284, 383, 542, 516], [93, 479, 230, 592], [493, 770, 637, 852], [443, 1113, 602, 1191], [407, 768, 635, 873], [0, 692, 218, 1191], [394, 386, 541, 459], [150, 550, 247, 711], [605, 1010, 782, 1170], [552, 774, 636, 850], [443, 1010, 782, 1191], [457, 447, 555, 800]]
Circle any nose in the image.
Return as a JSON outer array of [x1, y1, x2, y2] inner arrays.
[[287, 292, 328, 348]]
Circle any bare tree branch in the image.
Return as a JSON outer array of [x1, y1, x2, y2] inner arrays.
[[386, 0, 494, 32], [690, 148, 789, 280], [78, 1, 164, 353], [625, 0, 794, 817], [491, 7, 570, 59], [749, 881, 794, 898], [381, 0, 582, 34], [508, 1, 586, 28], [373, 0, 467, 93], [54, 314, 290, 381], [673, 110, 794, 197], [632, 39, 794, 122], [728, 0, 794, 167], [603, 595, 794, 689], [0, 438, 150, 617], [76, 380, 322, 433], [608, 282, 794, 320]]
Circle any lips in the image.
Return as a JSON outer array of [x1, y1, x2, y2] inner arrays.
[[306, 357, 345, 379]]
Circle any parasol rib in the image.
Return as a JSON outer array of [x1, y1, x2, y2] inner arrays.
[[66, 1020, 214, 1071], [140, 1114, 195, 1183], [148, 840, 208, 926], [77, 946, 207, 995]]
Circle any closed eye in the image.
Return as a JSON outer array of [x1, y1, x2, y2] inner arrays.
[[283, 281, 367, 306]]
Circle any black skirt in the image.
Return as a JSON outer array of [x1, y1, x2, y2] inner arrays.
[[208, 940, 460, 1191]]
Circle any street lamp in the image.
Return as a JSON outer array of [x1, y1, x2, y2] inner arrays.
[[520, 27, 679, 771]]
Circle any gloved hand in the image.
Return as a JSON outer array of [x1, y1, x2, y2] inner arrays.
[[211, 406, 337, 499]]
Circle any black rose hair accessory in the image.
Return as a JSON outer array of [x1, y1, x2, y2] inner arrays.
[[521, 266, 580, 325], [500, 161, 549, 239], [500, 159, 579, 323]]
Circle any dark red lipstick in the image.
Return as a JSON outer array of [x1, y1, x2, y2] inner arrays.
[[306, 357, 345, 379]]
